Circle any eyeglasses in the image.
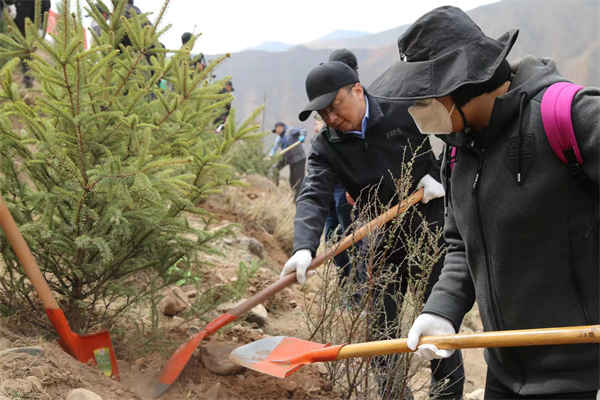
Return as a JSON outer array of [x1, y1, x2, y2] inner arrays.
[[318, 87, 353, 121]]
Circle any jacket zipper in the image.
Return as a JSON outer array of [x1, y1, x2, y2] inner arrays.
[[472, 145, 504, 332]]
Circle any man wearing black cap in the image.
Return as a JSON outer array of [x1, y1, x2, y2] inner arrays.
[[181, 32, 206, 73], [280, 61, 464, 399], [268, 122, 307, 201], [324, 48, 360, 286], [370, 6, 599, 398]]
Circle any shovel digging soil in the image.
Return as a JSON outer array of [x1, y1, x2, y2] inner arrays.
[[230, 325, 600, 378], [151, 189, 425, 397], [0, 194, 120, 381]]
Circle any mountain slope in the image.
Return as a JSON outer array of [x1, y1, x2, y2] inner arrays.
[[213, 0, 598, 149]]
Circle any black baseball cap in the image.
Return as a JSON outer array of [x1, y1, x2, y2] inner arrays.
[[299, 61, 359, 121], [329, 49, 358, 71]]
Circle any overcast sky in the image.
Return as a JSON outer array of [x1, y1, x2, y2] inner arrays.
[[62, 0, 500, 54]]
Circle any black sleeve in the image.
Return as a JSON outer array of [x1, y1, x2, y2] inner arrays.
[[422, 154, 476, 332], [293, 139, 335, 256]]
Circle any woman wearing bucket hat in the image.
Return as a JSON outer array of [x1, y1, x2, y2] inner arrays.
[[370, 6, 599, 399]]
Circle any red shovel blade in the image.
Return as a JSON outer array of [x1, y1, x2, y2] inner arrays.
[[229, 336, 338, 378], [47, 309, 120, 381]]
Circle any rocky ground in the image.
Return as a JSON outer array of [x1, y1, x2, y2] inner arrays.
[[0, 175, 487, 400]]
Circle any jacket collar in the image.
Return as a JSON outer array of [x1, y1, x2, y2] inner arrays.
[[328, 91, 384, 143]]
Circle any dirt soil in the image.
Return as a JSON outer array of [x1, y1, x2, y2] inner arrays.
[[0, 175, 487, 400]]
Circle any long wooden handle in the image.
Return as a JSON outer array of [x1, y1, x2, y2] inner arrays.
[[278, 140, 301, 156], [336, 325, 600, 360], [229, 189, 425, 317], [0, 194, 60, 310]]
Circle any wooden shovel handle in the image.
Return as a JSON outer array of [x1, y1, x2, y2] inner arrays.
[[278, 140, 301, 156], [336, 325, 600, 360], [229, 189, 425, 318], [0, 194, 60, 310]]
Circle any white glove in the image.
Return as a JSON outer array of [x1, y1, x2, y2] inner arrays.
[[280, 249, 314, 285], [7, 4, 17, 19], [417, 174, 445, 204], [407, 313, 456, 360]]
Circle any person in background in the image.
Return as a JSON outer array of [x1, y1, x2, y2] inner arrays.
[[181, 31, 206, 73], [268, 122, 307, 201], [1, 0, 51, 88], [213, 80, 234, 129], [369, 6, 599, 399]]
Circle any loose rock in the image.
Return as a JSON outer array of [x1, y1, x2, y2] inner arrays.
[[3, 379, 33, 394], [200, 342, 246, 375], [158, 286, 190, 316], [222, 238, 233, 245], [65, 388, 104, 400], [283, 381, 298, 394], [25, 376, 42, 390], [236, 374, 245, 380], [241, 237, 264, 258], [245, 304, 268, 327], [31, 365, 50, 380], [0, 346, 45, 358]]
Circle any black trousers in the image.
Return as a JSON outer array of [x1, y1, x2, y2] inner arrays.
[[484, 369, 598, 400], [288, 158, 306, 201], [358, 260, 465, 399]]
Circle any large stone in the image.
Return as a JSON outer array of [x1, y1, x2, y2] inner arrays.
[[2, 379, 33, 394], [0, 346, 45, 358], [199, 342, 246, 376], [30, 366, 50, 380], [65, 388, 104, 400], [241, 238, 264, 258], [158, 286, 190, 316], [245, 304, 268, 327]]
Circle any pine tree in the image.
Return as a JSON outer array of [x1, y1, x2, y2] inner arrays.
[[0, 0, 266, 333]]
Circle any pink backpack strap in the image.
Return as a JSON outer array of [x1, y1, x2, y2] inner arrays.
[[540, 82, 585, 171], [449, 146, 458, 170]]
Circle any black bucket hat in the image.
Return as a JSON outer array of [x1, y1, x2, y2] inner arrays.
[[369, 6, 518, 100]]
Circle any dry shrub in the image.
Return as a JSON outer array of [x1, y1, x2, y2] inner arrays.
[[224, 174, 295, 254]]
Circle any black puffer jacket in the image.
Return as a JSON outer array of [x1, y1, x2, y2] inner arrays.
[[423, 56, 599, 394], [294, 91, 442, 259]]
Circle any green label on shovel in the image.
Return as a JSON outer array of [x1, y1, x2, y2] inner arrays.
[[94, 347, 112, 377]]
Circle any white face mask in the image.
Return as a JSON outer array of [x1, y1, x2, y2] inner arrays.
[[408, 99, 456, 135]]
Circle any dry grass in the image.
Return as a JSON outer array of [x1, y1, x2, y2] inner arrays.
[[223, 174, 296, 254]]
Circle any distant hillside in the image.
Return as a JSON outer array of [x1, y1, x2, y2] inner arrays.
[[211, 0, 598, 151], [314, 29, 370, 42], [244, 41, 295, 52]]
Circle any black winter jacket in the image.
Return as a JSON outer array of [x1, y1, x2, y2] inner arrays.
[[294, 92, 443, 258], [423, 56, 599, 394]]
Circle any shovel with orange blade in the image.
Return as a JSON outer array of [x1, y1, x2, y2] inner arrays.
[[230, 325, 600, 378], [151, 189, 425, 397], [0, 194, 120, 381]]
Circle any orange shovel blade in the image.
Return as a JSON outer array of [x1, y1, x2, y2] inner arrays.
[[151, 331, 208, 397], [58, 330, 120, 381], [229, 336, 342, 378]]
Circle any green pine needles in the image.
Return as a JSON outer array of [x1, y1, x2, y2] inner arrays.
[[0, 0, 267, 334]]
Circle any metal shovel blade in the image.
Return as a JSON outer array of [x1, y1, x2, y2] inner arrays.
[[229, 336, 332, 378], [152, 331, 208, 398], [58, 330, 120, 379]]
